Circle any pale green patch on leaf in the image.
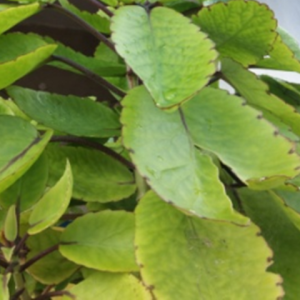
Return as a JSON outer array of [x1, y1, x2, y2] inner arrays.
[[0, 153, 48, 212], [26, 228, 78, 284], [7, 86, 121, 138], [59, 210, 138, 272], [193, 0, 276, 66], [46, 144, 136, 203], [222, 58, 300, 137], [62, 271, 151, 300], [0, 3, 40, 35], [0, 115, 52, 193], [183, 87, 300, 189], [0, 33, 57, 89], [0, 274, 10, 300], [239, 189, 300, 300], [135, 191, 283, 300], [4, 205, 17, 242], [28, 160, 73, 235], [111, 6, 217, 108], [121, 86, 247, 224]]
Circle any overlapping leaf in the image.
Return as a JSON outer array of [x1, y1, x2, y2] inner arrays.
[[61, 272, 151, 300], [239, 189, 300, 300], [135, 191, 283, 300], [0, 2, 40, 34], [222, 58, 300, 136], [59, 210, 138, 272], [28, 160, 72, 235], [121, 86, 247, 224], [193, 0, 277, 66], [7, 86, 120, 138], [46, 144, 135, 202], [111, 6, 217, 108], [0, 33, 57, 89], [0, 115, 52, 193], [182, 87, 300, 189]]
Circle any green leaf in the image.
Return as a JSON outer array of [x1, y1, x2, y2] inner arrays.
[[62, 271, 151, 300], [0, 3, 40, 34], [28, 160, 72, 235], [121, 86, 247, 224], [182, 87, 300, 189], [59, 210, 138, 272], [111, 6, 217, 108], [46, 144, 135, 203], [0, 115, 52, 193], [0, 33, 57, 89], [7, 87, 121, 138], [0, 274, 10, 300], [135, 191, 283, 300], [26, 228, 78, 284], [257, 28, 300, 72], [239, 189, 300, 300], [59, 0, 110, 34], [222, 58, 300, 137], [193, 0, 277, 66], [4, 205, 17, 242]]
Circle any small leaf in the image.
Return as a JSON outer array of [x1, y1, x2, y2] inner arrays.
[[4, 205, 17, 242], [239, 188, 300, 299], [0, 33, 57, 90], [2, 247, 15, 262], [59, 210, 138, 272], [46, 144, 135, 203], [28, 160, 72, 235], [26, 228, 78, 284], [61, 272, 151, 300], [111, 6, 217, 108], [7, 86, 121, 138], [121, 86, 247, 224], [0, 115, 52, 193], [0, 153, 48, 212], [0, 274, 10, 300], [135, 191, 283, 300], [0, 3, 40, 34], [193, 0, 277, 66], [182, 87, 300, 189]]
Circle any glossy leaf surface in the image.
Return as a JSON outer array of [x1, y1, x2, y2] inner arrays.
[[0, 33, 56, 89], [111, 6, 217, 108], [135, 191, 283, 300], [4, 205, 17, 242], [193, 0, 276, 66], [122, 86, 247, 224], [8, 86, 120, 138], [28, 161, 73, 235], [59, 210, 138, 272]]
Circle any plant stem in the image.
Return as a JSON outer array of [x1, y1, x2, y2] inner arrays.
[[19, 244, 59, 272], [13, 272, 31, 300], [50, 135, 134, 170], [86, 0, 113, 17], [51, 55, 126, 99], [11, 288, 25, 300], [207, 71, 222, 86], [46, 3, 115, 51], [0, 259, 9, 268], [13, 233, 29, 256]]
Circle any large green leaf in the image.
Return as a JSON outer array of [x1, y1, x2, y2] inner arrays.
[[28, 160, 72, 235], [62, 272, 151, 300], [59, 0, 110, 34], [182, 87, 300, 189], [0, 33, 57, 89], [0, 3, 40, 34], [59, 210, 138, 272], [0, 115, 52, 193], [46, 144, 135, 202], [121, 86, 247, 224], [7, 86, 120, 138], [257, 28, 300, 72], [111, 6, 217, 108], [26, 228, 78, 284], [135, 191, 283, 300], [193, 0, 276, 66], [222, 58, 300, 136], [239, 189, 300, 300], [0, 153, 48, 211]]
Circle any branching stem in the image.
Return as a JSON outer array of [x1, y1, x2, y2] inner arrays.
[[86, 0, 113, 17]]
